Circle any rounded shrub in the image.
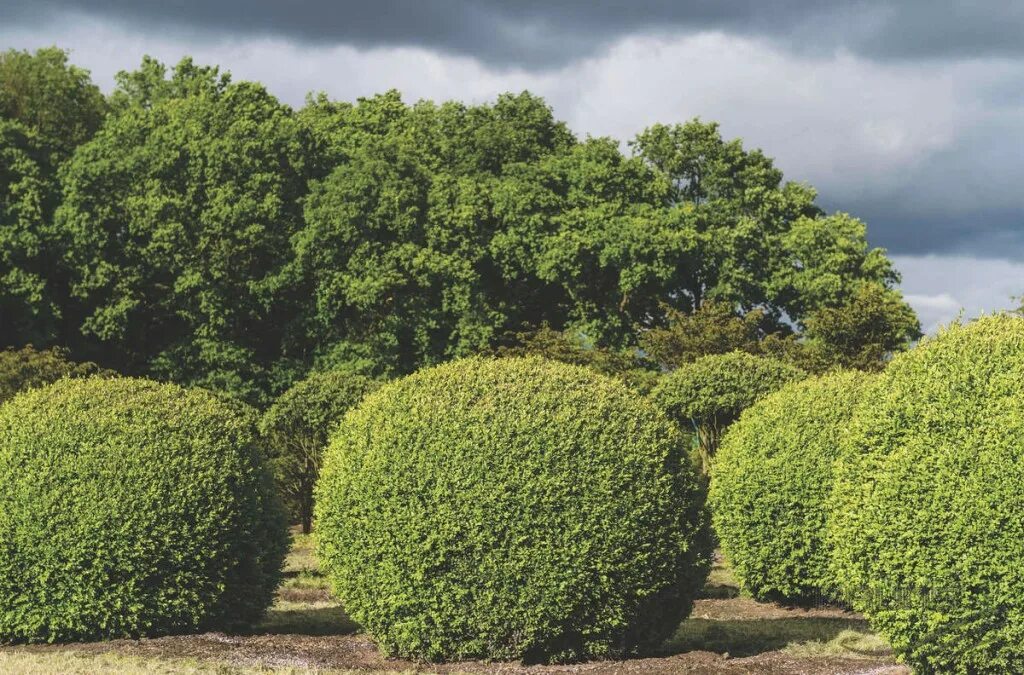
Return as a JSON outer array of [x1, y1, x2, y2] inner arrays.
[[0, 377, 289, 643], [828, 315, 1024, 673], [316, 356, 712, 663], [260, 370, 381, 533], [650, 351, 805, 472], [710, 370, 873, 604]]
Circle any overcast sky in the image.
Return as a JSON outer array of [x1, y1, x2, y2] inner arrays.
[[4, 0, 1022, 331]]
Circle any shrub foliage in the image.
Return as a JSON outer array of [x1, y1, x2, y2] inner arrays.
[[260, 370, 381, 533], [0, 377, 288, 643], [0, 344, 110, 405], [316, 356, 712, 663], [828, 315, 1024, 673], [711, 370, 873, 604], [650, 351, 805, 472]]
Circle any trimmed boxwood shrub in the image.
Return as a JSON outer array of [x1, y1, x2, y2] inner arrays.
[[260, 370, 381, 533], [0, 377, 289, 643], [650, 351, 805, 473], [710, 370, 873, 604], [828, 315, 1024, 673], [316, 356, 712, 663]]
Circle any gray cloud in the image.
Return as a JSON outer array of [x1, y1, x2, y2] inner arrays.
[[893, 254, 1023, 332], [6, 1, 1024, 70]]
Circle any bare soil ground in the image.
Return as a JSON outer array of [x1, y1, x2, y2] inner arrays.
[[0, 535, 908, 674]]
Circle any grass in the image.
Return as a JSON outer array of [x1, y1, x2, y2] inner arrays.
[[665, 617, 880, 658], [667, 555, 890, 660], [784, 629, 891, 658], [0, 651, 374, 674], [282, 532, 319, 578], [698, 556, 741, 599], [256, 531, 358, 636]]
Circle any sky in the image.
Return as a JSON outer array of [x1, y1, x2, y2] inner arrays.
[[3, 1, 1022, 332]]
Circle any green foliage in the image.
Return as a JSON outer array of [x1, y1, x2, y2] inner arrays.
[[639, 302, 804, 370], [629, 124, 906, 325], [289, 98, 917, 383], [107, 56, 231, 113], [768, 213, 901, 318], [259, 370, 381, 533], [315, 356, 712, 663], [0, 377, 288, 643], [2, 50, 917, 402], [492, 325, 658, 393], [828, 315, 1024, 673], [650, 351, 805, 472], [0, 118, 62, 347], [57, 58, 313, 403], [0, 47, 107, 162], [802, 282, 921, 372], [0, 344, 111, 404], [289, 90, 579, 376], [710, 370, 873, 604], [0, 47, 106, 349]]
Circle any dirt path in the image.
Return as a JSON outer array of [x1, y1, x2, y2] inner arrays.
[[0, 539, 909, 674], [9, 597, 907, 674]]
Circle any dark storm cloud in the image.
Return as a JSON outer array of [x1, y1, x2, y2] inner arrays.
[[837, 116, 1024, 258], [7, 0, 1024, 69], [852, 206, 1024, 258]]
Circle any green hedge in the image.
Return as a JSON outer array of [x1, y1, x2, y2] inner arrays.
[[650, 351, 805, 472], [0, 377, 288, 643], [316, 356, 712, 663], [828, 315, 1024, 673], [711, 370, 873, 604], [260, 370, 381, 533]]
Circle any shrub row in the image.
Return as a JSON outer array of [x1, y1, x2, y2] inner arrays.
[[0, 356, 714, 665], [25, 314, 1023, 672], [711, 314, 1024, 673]]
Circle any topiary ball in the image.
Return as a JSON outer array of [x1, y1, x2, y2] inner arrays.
[[0, 377, 289, 643], [650, 351, 805, 472], [828, 315, 1024, 673], [711, 370, 873, 604], [315, 356, 712, 663]]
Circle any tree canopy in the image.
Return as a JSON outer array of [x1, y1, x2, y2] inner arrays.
[[0, 51, 920, 403], [57, 61, 312, 401], [0, 47, 107, 163], [0, 47, 108, 349]]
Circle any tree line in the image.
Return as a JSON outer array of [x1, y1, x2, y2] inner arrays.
[[1, 47, 920, 404]]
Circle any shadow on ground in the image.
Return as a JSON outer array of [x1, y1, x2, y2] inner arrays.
[[665, 615, 882, 658], [257, 604, 359, 636]]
